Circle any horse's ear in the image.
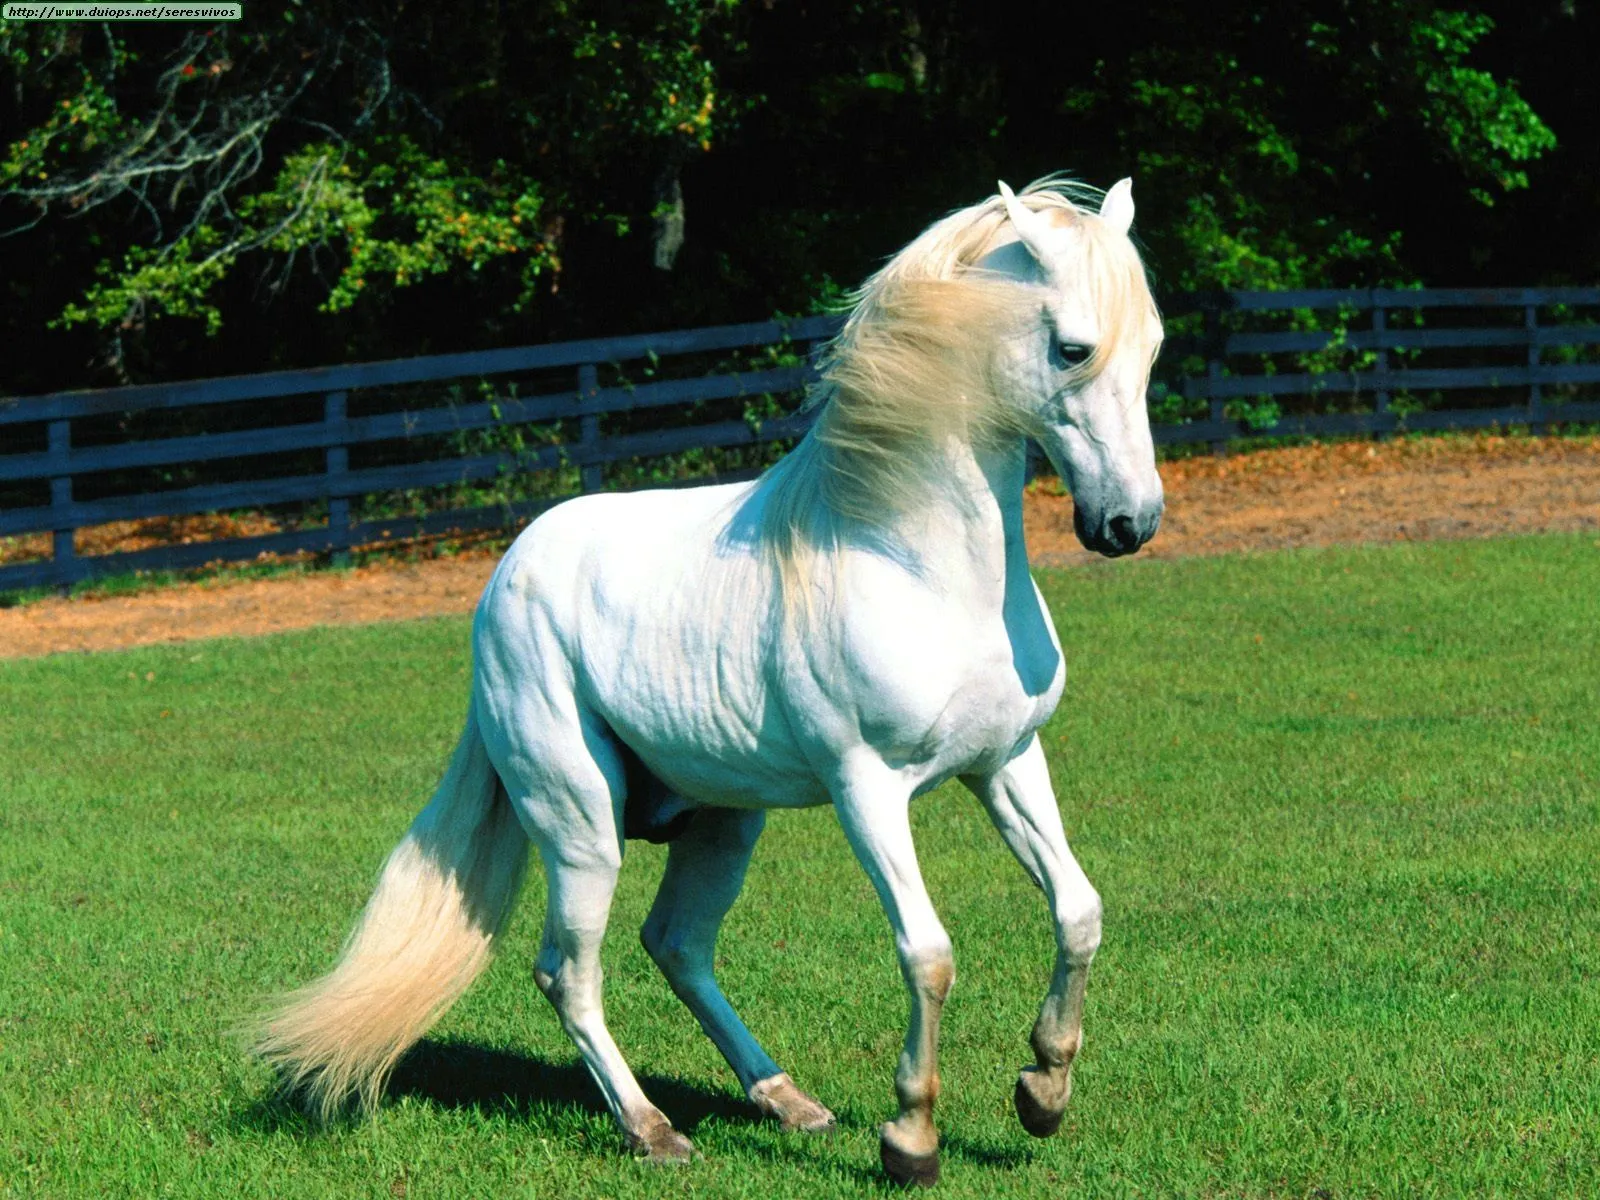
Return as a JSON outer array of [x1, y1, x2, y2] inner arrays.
[[997, 181, 1058, 271], [1099, 178, 1135, 236]]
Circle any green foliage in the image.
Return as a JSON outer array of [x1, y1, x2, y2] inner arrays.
[[0, 68, 123, 190], [246, 141, 551, 314], [56, 225, 235, 335], [1038, 5, 1554, 294], [0, 0, 1584, 389], [1, 1, 750, 352], [1410, 11, 1555, 201], [563, 0, 742, 152]]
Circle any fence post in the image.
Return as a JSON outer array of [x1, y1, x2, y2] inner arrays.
[[47, 418, 77, 594], [1526, 302, 1544, 435], [1371, 301, 1390, 441], [577, 363, 603, 493], [324, 390, 351, 566], [1204, 302, 1226, 457]]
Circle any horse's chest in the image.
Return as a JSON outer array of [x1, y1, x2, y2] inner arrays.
[[845, 616, 1065, 782], [925, 657, 1062, 773]]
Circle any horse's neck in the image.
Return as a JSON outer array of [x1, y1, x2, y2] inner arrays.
[[878, 434, 1030, 609]]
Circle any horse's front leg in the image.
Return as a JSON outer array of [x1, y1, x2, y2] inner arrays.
[[833, 767, 954, 1188], [963, 734, 1101, 1138]]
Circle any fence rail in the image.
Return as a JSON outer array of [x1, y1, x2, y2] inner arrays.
[[1171, 286, 1600, 452], [2, 288, 1598, 593]]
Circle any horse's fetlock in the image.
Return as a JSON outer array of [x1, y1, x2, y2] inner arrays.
[[1030, 1021, 1081, 1070], [895, 1063, 941, 1113]]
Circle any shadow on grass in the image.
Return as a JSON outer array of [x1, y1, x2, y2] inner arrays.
[[387, 1037, 753, 1131], [827, 1132, 1036, 1191], [234, 1036, 1038, 1181], [235, 1036, 752, 1138]]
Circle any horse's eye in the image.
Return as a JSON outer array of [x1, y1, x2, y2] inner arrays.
[[1053, 340, 1092, 370]]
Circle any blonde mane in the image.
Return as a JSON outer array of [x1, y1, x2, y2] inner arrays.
[[756, 177, 1155, 615]]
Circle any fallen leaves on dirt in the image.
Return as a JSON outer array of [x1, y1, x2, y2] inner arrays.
[[1028, 433, 1600, 566]]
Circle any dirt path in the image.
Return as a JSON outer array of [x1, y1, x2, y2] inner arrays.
[[1029, 434, 1600, 566], [2, 434, 1596, 660]]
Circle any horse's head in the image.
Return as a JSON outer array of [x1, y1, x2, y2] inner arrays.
[[983, 180, 1165, 557]]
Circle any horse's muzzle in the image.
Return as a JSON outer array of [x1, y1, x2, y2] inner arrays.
[[1073, 504, 1163, 557]]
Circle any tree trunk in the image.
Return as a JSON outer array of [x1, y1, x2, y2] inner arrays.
[[652, 167, 686, 272]]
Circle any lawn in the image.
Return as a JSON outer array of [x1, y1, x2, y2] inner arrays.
[[1, 533, 1597, 1198]]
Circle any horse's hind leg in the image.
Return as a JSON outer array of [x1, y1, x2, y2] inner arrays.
[[483, 697, 694, 1162], [531, 842, 693, 1161], [641, 807, 836, 1134]]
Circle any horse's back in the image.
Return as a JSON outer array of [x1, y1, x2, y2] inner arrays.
[[497, 480, 748, 589], [475, 482, 750, 644]]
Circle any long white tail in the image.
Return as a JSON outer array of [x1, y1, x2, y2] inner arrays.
[[254, 702, 529, 1121]]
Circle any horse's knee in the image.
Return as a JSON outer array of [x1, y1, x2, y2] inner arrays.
[[1057, 889, 1102, 965], [902, 944, 955, 1005]]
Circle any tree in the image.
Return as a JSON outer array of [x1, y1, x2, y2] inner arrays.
[[0, 0, 745, 386], [0, 0, 1576, 394], [691, 0, 1557, 295]]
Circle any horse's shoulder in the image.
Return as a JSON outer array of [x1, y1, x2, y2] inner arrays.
[[807, 562, 998, 718], [837, 554, 1011, 661]]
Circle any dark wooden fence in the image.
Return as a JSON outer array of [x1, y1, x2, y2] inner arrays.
[[0, 315, 840, 593], [1168, 286, 1600, 450], [1, 287, 1597, 594]]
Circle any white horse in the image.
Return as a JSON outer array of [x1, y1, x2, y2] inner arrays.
[[256, 177, 1165, 1186]]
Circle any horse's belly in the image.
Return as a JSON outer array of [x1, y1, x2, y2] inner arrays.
[[595, 642, 831, 811], [615, 737, 822, 843], [633, 743, 832, 810]]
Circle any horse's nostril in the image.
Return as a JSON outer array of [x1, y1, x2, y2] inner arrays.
[[1109, 514, 1138, 550]]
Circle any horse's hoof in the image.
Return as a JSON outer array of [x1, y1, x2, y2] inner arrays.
[[880, 1125, 940, 1188], [628, 1119, 695, 1164], [749, 1072, 837, 1135], [1014, 1066, 1069, 1138]]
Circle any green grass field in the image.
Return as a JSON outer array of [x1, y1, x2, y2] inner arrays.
[[2, 533, 1598, 1198]]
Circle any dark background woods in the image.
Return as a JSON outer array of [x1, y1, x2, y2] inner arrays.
[[1, 0, 1595, 396]]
